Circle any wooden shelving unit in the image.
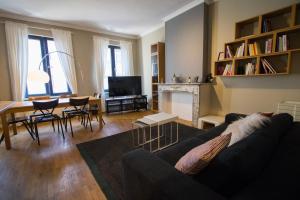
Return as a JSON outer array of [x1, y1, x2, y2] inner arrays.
[[215, 3, 300, 77], [151, 42, 165, 111]]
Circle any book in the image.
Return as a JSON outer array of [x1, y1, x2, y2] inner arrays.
[[265, 39, 272, 54], [278, 36, 283, 52], [282, 35, 287, 51], [223, 64, 233, 76], [261, 58, 276, 74], [226, 45, 233, 58], [254, 42, 261, 55]]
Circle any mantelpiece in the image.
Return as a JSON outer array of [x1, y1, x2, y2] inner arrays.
[[158, 83, 211, 127]]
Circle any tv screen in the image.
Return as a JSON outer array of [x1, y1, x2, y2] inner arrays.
[[108, 76, 142, 97]]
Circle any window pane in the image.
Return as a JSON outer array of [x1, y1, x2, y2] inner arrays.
[[115, 49, 123, 76], [104, 48, 112, 90], [47, 40, 69, 94], [27, 38, 47, 95]]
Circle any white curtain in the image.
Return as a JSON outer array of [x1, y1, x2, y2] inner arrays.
[[93, 36, 109, 110], [120, 40, 134, 76], [5, 21, 28, 101], [51, 29, 78, 94]]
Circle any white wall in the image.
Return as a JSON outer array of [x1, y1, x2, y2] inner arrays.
[[209, 0, 300, 115], [138, 27, 165, 104]]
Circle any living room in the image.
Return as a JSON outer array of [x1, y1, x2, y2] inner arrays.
[[1, 0, 300, 199]]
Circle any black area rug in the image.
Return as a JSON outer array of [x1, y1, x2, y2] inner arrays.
[[77, 123, 201, 200]]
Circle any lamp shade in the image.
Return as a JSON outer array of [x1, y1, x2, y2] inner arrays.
[[27, 69, 50, 84]]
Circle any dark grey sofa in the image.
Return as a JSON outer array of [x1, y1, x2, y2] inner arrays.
[[122, 113, 299, 200]]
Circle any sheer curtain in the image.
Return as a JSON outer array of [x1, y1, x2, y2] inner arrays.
[[120, 40, 134, 76], [93, 36, 109, 110], [51, 29, 78, 94], [5, 21, 28, 101]]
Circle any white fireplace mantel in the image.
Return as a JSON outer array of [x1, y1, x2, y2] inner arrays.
[[158, 83, 211, 127]]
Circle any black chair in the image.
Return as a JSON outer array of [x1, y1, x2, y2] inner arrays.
[[0, 116, 35, 145], [31, 99, 64, 145], [88, 93, 105, 125], [64, 97, 93, 137]]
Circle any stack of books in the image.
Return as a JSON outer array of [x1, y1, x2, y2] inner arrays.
[[222, 64, 233, 76], [248, 42, 261, 56], [226, 45, 233, 58], [278, 34, 288, 52], [265, 39, 273, 54], [245, 62, 256, 75], [261, 58, 276, 74], [235, 43, 245, 57]]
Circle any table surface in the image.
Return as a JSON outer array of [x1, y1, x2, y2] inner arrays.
[[136, 112, 178, 125], [0, 101, 15, 113], [0, 96, 100, 113]]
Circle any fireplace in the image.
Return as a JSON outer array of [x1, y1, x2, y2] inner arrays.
[[158, 83, 211, 127]]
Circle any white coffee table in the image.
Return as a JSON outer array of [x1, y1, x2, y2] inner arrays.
[[132, 112, 179, 152]]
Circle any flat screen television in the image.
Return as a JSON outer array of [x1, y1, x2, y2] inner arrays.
[[108, 76, 142, 97]]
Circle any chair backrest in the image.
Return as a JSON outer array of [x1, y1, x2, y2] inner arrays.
[[28, 96, 51, 101], [33, 99, 59, 115], [93, 93, 101, 99], [69, 97, 89, 111], [60, 94, 78, 98]]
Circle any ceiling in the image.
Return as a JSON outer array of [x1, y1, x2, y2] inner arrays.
[[0, 0, 199, 37]]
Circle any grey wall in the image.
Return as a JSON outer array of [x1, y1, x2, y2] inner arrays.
[[165, 3, 208, 82]]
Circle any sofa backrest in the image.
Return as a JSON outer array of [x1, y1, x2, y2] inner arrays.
[[193, 113, 294, 198]]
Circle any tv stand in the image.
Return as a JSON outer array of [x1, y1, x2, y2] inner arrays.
[[105, 95, 147, 114]]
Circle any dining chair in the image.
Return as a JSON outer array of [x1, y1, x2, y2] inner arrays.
[[88, 93, 105, 125], [31, 99, 64, 145], [63, 97, 92, 137]]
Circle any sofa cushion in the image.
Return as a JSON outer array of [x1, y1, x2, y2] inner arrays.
[[156, 137, 207, 166], [157, 123, 229, 166], [175, 133, 231, 174], [231, 122, 300, 200], [194, 113, 294, 198]]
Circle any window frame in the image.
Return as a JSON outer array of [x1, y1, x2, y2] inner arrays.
[[104, 45, 121, 92], [26, 35, 71, 97], [108, 45, 121, 77]]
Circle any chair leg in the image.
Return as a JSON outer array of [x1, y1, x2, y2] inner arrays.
[[69, 117, 74, 137], [59, 119, 65, 140], [63, 112, 68, 132], [102, 118, 106, 125], [23, 121, 35, 140], [87, 114, 93, 132], [51, 120, 55, 132], [0, 134, 4, 144], [34, 122, 40, 145], [57, 120, 60, 133]]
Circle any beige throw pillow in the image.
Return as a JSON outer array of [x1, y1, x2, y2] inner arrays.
[[175, 133, 231, 175]]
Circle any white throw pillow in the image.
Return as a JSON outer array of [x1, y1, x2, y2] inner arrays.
[[221, 113, 270, 146]]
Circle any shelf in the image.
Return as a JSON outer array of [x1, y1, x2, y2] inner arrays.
[[216, 73, 289, 77], [261, 6, 293, 33], [235, 16, 260, 39]]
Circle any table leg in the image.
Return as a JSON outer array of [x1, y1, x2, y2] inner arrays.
[[11, 113, 17, 135], [97, 100, 103, 128], [1, 113, 11, 150]]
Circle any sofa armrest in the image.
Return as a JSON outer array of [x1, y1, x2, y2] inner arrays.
[[122, 149, 226, 200]]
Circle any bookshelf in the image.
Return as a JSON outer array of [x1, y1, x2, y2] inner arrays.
[[215, 3, 300, 77], [151, 42, 165, 111]]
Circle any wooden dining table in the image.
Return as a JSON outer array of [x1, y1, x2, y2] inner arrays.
[[0, 96, 103, 150]]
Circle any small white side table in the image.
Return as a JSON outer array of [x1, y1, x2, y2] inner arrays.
[[198, 115, 224, 129]]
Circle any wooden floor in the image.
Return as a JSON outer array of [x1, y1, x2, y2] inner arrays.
[[0, 111, 156, 200]]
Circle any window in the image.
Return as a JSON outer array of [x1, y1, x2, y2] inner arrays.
[[27, 35, 70, 96], [104, 45, 122, 90]]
